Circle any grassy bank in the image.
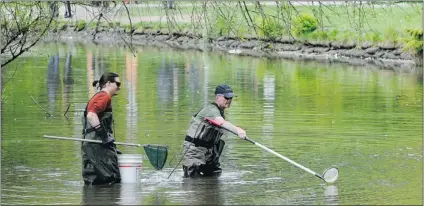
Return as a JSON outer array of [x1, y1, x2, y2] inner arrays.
[[51, 1, 422, 62]]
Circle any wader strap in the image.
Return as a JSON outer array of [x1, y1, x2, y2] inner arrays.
[[185, 136, 214, 148]]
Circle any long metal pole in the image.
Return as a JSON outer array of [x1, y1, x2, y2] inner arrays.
[[246, 137, 325, 181], [43, 135, 142, 147]]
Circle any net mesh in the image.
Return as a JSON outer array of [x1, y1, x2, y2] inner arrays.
[[323, 167, 339, 183], [143, 145, 169, 170]]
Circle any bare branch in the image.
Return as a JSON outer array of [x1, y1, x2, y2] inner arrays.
[[29, 92, 52, 117]]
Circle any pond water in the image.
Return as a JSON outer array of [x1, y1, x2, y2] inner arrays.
[[1, 43, 422, 205]]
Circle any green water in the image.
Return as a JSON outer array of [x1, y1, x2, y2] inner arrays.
[[1, 43, 422, 205]]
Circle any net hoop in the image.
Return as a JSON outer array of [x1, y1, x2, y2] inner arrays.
[[323, 167, 339, 183]]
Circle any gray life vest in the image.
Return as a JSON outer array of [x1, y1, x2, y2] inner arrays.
[[185, 103, 225, 147]]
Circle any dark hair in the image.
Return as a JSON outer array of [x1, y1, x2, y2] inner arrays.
[[92, 72, 119, 89]]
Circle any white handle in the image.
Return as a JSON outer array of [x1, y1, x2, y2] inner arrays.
[[43, 135, 142, 147]]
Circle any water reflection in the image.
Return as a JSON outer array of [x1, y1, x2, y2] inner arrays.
[[82, 183, 144, 205], [181, 176, 224, 205], [2, 45, 422, 205], [185, 55, 202, 104], [47, 53, 60, 114], [262, 73, 275, 140], [324, 185, 339, 205], [87, 52, 96, 97], [81, 184, 121, 205], [118, 184, 143, 205], [157, 58, 176, 105], [86, 51, 108, 97], [125, 53, 138, 151], [63, 52, 74, 86]]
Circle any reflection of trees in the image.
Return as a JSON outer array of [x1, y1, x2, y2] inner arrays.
[[47, 53, 60, 114], [262, 73, 275, 144], [157, 59, 174, 105], [125, 53, 138, 148], [92, 51, 108, 81], [63, 53, 73, 104], [86, 50, 108, 97], [157, 58, 187, 107], [185, 55, 202, 106]]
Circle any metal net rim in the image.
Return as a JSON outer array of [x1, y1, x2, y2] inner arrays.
[[323, 167, 339, 183]]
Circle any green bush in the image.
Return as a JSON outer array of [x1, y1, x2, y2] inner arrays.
[[88, 22, 98, 29], [292, 13, 318, 36], [405, 28, 423, 39], [403, 28, 423, 54], [213, 15, 235, 37], [309, 30, 328, 40], [364, 31, 382, 43], [327, 29, 339, 41], [75, 20, 86, 31], [383, 26, 399, 44], [257, 17, 284, 40]]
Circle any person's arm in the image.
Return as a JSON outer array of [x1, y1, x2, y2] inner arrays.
[[214, 116, 246, 139], [86, 93, 109, 127], [87, 112, 101, 129], [86, 92, 114, 144]]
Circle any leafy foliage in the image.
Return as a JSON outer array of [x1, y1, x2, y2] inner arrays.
[[1, 2, 55, 67], [403, 28, 423, 57], [256, 17, 285, 40], [292, 13, 318, 36]]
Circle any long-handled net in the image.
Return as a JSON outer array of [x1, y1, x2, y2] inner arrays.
[[44, 135, 169, 170], [143, 144, 169, 170]]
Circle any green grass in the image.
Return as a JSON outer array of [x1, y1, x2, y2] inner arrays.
[[54, 2, 421, 50], [112, 2, 420, 41]]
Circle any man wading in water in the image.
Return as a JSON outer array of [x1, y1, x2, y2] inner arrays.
[[81, 72, 122, 185], [182, 84, 247, 177]]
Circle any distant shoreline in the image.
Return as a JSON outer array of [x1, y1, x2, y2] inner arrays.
[[43, 28, 420, 73]]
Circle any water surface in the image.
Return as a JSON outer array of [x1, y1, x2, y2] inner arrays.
[[1, 43, 422, 205]]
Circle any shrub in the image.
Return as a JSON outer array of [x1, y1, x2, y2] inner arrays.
[[403, 28, 423, 66], [309, 30, 328, 40], [257, 17, 284, 40], [292, 13, 318, 36], [75, 20, 86, 31], [328, 29, 340, 41], [364, 31, 382, 43], [403, 28, 423, 54], [383, 26, 399, 44], [213, 15, 235, 37]]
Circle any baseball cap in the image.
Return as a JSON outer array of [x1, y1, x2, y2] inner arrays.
[[214, 84, 235, 98]]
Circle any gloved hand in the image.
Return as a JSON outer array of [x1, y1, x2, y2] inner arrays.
[[110, 143, 122, 154], [95, 125, 115, 145]]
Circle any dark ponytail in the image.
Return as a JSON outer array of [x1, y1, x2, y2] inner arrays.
[[92, 72, 119, 89], [92, 80, 99, 87]]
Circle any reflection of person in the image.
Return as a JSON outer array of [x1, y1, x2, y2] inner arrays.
[[181, 176, 223, 205], [182, 84, 247, 178], [81, 184, 120, 205], [81, 72, 122, 185]]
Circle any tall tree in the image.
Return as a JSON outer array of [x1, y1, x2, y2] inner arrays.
[[1, 2, 56, 67]]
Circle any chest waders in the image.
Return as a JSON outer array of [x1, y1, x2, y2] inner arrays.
[[80, 92, 121, 185], [183, 103, 226, 177]]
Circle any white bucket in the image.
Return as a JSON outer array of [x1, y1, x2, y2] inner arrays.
[[118, 154, 143, 183]]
